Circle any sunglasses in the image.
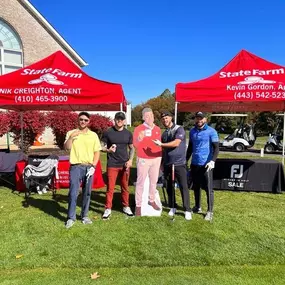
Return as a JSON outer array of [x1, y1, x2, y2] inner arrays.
[[79, 118, 89, 122]]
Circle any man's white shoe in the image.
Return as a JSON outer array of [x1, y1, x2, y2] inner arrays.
[[102, 209, 111, 220], [204, 211, 213, 221], [168, 208, 176, 217], [185, 211, 192, 220], [123, 207, 134, 217], [36, 186, 42, 195]]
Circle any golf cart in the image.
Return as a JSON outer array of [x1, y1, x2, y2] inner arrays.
[[264, 114, 283, 153], [210, 114, 256, 152]]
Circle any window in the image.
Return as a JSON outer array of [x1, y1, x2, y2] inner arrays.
[[0, 19, 23, 75]]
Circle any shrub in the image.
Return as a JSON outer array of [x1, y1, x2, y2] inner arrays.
[[133, 121, 142, 127], [47, 112, 113, 149], [89, 114, 113, 138], [46, 111, 78, 149], [0, 112, 9, 138], [8, 111, 47, 153]]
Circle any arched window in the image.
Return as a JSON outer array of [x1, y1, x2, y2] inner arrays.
[[0, 19, 23, 75]]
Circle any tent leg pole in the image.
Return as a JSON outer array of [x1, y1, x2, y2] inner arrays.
[[20, 111, 23, 151], [120, 103, 123, 111], [282, 112, 285, 165], [6, 132, 10, 151], [174, 102, 178, 124]]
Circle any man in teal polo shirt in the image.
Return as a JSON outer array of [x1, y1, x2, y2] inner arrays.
[[186, 112, 219, 221]]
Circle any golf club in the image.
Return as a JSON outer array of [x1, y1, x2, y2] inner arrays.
[[206, 168, 213, 223], [171, 164, 175, 222]]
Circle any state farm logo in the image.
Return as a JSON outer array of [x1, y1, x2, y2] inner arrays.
[[220, 68, 284, 78], [238, 76, 275, 85], [28, 74, 64, 85], [230, 164, 244, 178]]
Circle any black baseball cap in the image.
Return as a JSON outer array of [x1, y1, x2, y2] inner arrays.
[[161, 111, 173, 118], [114, 111, 126, 120], [195, 111, 206, 118]]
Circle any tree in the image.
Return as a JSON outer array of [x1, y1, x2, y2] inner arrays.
[[146, 90, 175, 127], [8, 111, 47, 153], [255, 112, 277, 136], [46, 111, 78, 149], [131, 89, 175, 127], [89, 114, 113, 138], [0, 112, 9, 138], [131, 104, 144, 127]]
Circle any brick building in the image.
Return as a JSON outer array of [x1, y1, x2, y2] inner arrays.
[[0, 1, 131, 148], [0, 0, 86, 72], [0, 0, 87, 147]]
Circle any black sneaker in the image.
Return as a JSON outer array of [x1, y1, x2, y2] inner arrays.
[[192, 206, 202, 214]]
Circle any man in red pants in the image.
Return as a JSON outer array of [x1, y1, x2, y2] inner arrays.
[[101, 112, 134, 219]]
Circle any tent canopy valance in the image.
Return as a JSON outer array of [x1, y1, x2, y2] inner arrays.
[[175, 50, 285, 112], [0, 51, 126, 111]]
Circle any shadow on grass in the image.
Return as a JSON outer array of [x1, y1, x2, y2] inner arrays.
[[22, 188, 136, 222], [21, 165, 172, 221], [21, 196, 67, 222], [89, 190, 136, 215]]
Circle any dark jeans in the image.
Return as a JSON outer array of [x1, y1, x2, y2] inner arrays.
[[190, 164, 214, 212], [164, 164, 190, 211], [67, 165, 94, 221]]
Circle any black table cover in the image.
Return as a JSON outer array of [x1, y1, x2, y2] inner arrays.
[[213, 158, 285, 193]]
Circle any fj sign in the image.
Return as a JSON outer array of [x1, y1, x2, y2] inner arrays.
[[230, 164, 244, 179]]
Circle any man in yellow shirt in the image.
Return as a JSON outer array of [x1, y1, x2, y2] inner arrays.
[[64, 111, 101, 228]]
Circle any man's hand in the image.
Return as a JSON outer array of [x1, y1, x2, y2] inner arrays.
[[125, 160, 132, 169], [108, 144, 117, 153], [152, 139, 162, 146], [86, 166, 95, 181], [70, 130, 81, 139], [138, 131, 144, 142], [205, 161, 215, 172]]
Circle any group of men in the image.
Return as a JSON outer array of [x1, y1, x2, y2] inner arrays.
[[64, 108, 219, 228]]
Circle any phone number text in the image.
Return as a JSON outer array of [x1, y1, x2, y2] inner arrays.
[[234, 91, 285, 100], [14, 95, 69, 103]]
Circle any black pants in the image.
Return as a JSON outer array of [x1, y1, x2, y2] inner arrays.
[[190, 164, 214, 212], [164, 164, 190, 211]]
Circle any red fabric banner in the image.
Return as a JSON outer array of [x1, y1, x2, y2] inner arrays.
[[0, 51, 126, 111], [176, 50, 285, 112]]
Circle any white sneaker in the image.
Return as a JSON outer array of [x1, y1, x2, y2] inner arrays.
[[42, 187, 48, 194], [65, 219, 75, 229], [185, 211, 192, 220], [102, 209, 111, 220], [204, 211, 213, 221], [123, 207, 134, 217], [36, 186, 42, 195], [168, 208, 176, 217]]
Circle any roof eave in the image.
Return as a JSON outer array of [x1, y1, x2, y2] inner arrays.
[[20, 0, 88, 67]]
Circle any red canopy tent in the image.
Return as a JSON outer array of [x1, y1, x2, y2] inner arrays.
[[175, 49, 285, 113], [175, 49, 285, 160], [0, 50, 126, 111]]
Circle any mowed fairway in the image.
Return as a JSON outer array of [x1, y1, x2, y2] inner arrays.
[[1, 153, 285, 285]]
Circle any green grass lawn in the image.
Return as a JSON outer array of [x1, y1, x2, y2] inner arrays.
[[1, 153, 285, 284]]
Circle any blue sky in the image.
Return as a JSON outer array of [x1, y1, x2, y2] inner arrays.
[[31, 0, 285, 106]]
